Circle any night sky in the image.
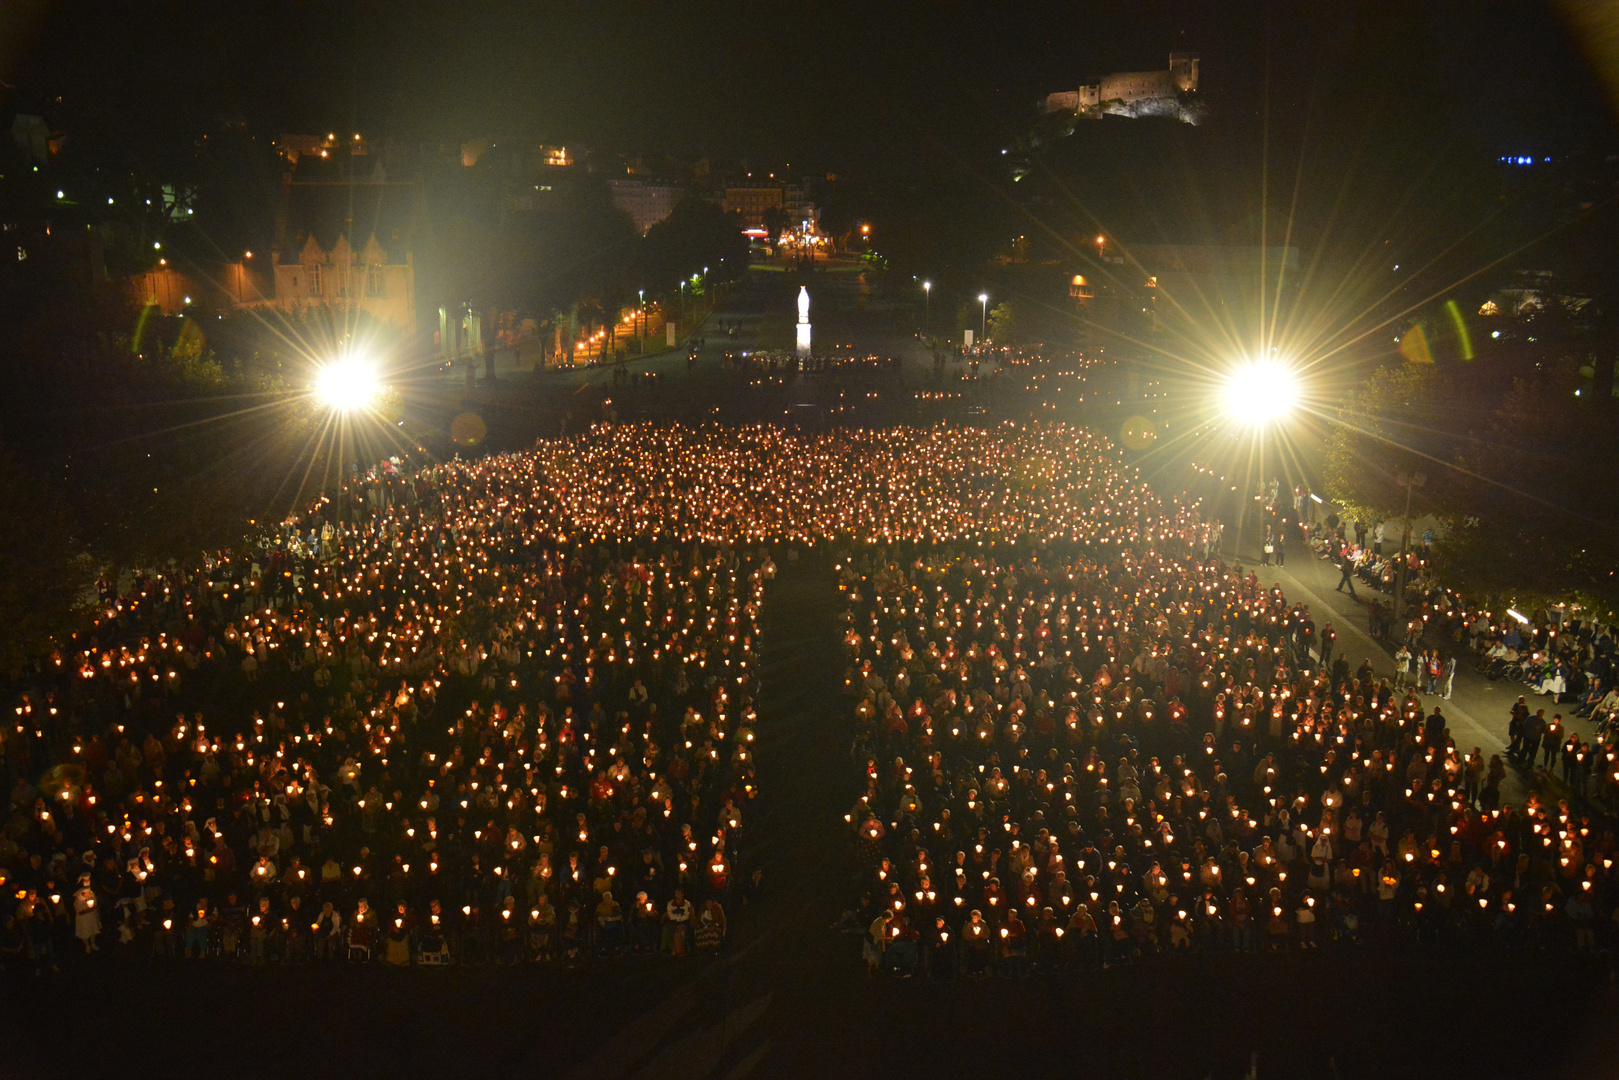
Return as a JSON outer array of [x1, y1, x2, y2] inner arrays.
[[3, 1, 1610, 173], [2, 1, 1616, 289]]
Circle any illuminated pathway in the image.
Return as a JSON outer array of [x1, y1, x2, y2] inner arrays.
[[552, 551, 854, 1080], [1248, 548, 1584, 810]]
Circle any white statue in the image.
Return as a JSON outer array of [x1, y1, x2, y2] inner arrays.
[[795, 286, 812, 358]]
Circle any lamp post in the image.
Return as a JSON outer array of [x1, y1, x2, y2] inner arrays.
[[1218, 359, 1301, 559], [1391, 472, 1426, 624], [923, 280, 931, 322], [979, 293, 988, 342], [638, 289, 645, 353]]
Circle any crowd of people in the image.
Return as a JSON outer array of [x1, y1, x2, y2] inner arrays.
[[0, 421, 1164, 975], [1300, 507, 1619, 803], [842, 532, 1619, 979], [1389, 580, 1619, 802], [1, 438, 797, 971], [7, 417, 1614, 986], [517, 422, 1158, 546]]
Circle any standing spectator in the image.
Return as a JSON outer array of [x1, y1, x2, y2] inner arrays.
[[184, 901, 211, 959], [1521, 709, 1547, 765], [1508, 699, 1530, 759], [864, 910, 889, 976], [1541, 716, 1564, 770], [1394, 645, 1413, 691]]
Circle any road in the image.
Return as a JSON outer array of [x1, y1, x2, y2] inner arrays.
[[1243, 538, 1603, 813]]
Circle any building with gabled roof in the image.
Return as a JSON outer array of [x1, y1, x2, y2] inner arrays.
[[269, 151, 420, 333]]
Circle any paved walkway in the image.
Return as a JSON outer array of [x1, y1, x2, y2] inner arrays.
[[1245, 543, 1601, 810]]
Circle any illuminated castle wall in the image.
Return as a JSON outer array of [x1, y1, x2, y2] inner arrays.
[[1042, 53, 1200, 123]]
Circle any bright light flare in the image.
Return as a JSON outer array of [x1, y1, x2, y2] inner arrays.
[[1220, 360, 1299, 428], [314, 357, 382, 412]]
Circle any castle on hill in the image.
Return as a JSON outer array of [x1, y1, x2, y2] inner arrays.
[[1041, 53, 1201, 124]]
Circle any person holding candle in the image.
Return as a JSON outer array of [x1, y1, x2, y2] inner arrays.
[[663, 888, 693, 957], [72, 875, 101, 955], [347, 898, 374, 961]]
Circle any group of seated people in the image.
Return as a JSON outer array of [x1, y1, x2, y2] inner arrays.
[[841, 531, 1619, 978], [9, 417, 1615, 986], [1306, 526, 1411, 600], [0, 421, 1192, 976], [1301, 516, 1619, 791], [1396, 583, 1619, 747], [0, 435, 812, 970]]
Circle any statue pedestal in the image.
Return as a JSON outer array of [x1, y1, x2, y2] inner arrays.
[[796, 322, 812, 358]]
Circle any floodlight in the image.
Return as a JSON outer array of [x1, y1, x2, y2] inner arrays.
[[1220, 360, 1299, 428], [315, 356, 382, 412]]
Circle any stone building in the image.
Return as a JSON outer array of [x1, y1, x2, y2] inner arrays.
[[1042, 53, 1200, 121], [269, 158, 419, 333]]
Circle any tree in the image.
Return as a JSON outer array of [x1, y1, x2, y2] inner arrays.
[[1444, 360, 1619, 613], [0, 452, 93, 677], [426, 174, 639, 349], [987, 302, 1019, 344], [639, 198, 750, 296], [761, 206, 788, 246], [1327, 345, 1619, 615], [1323, 363, 1454, 524]]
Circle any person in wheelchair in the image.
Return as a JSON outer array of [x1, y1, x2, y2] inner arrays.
[[416, 900, 452, 966], [1484, 639, 1516, 680]]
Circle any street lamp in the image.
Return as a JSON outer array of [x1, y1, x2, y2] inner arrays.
[[978, 293, 988, 341], [638, 289, 645, 353], [923, 280, 931, 321], [1218, 358, 1301, 555], [1391, 472, 1427, 623]]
